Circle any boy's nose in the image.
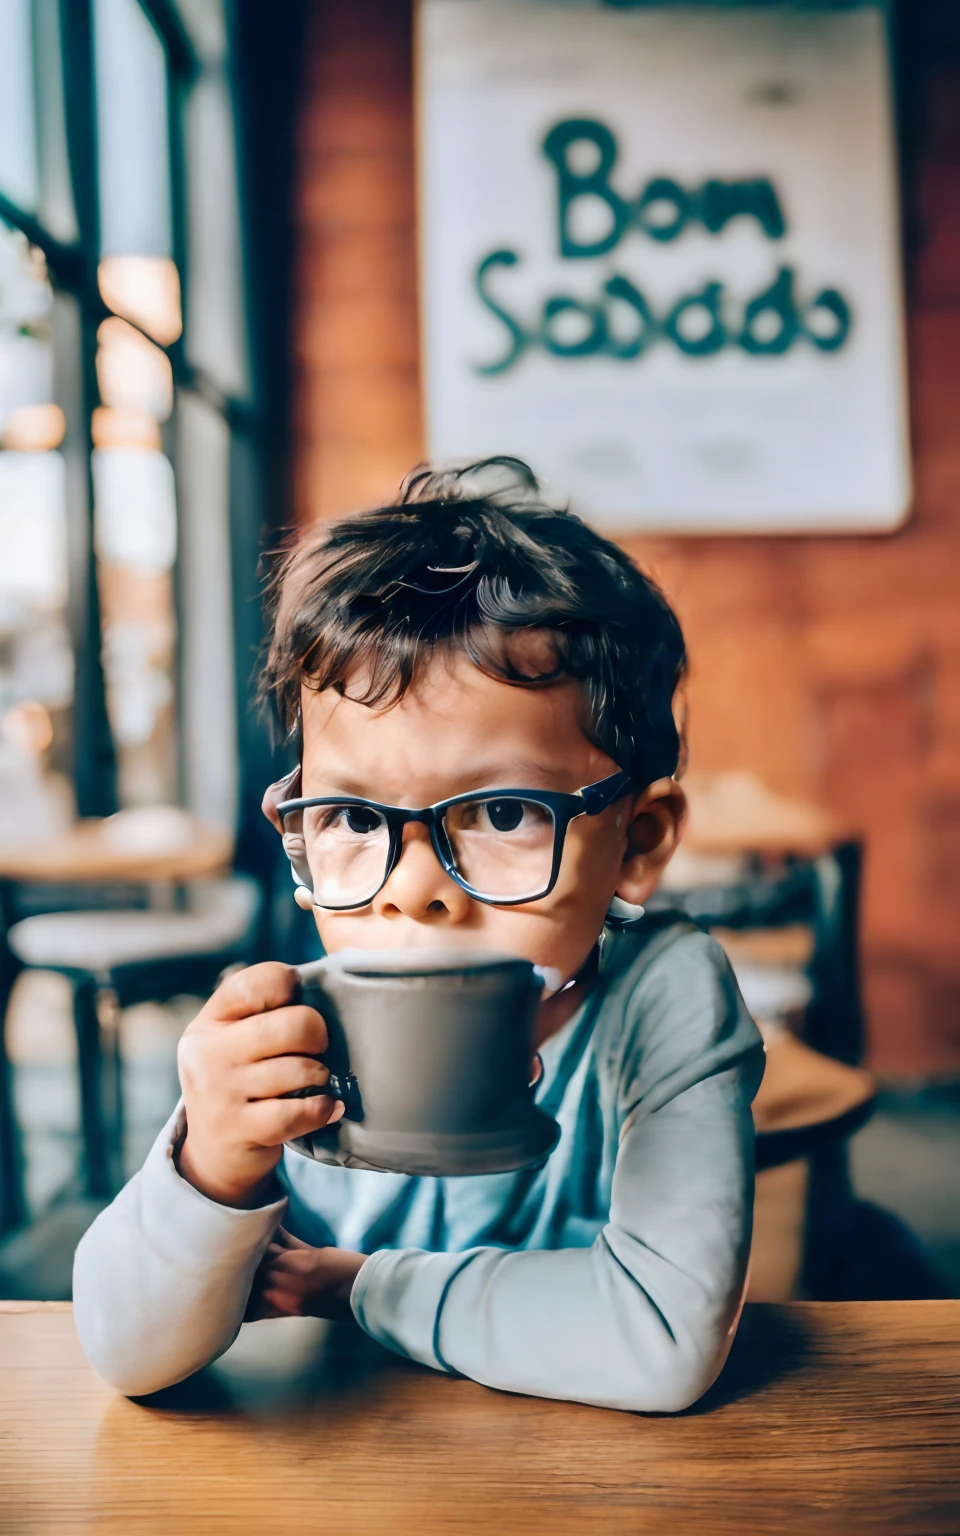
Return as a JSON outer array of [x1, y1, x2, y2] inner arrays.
[[371, 823, 472, 923]]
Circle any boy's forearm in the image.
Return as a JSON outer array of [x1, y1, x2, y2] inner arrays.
[[351, 1066, 756, 1413], [73, 1104, 286, 1396], [353, 1242, 738, 1413]]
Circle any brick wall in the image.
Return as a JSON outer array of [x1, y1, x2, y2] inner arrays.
[[292, 0, 421, 523], [292, 0, 960, 1078]]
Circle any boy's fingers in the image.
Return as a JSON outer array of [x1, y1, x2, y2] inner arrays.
[[231, 1005, 329, 1063], [274, 1227, 312, 1252], [243, 1055, 331, 1101], [262, 1250, 316, 1282], [259, 1256, 296, 1283], [259, 1271, 309, 1304], [260, 1286, 304, 1317], [204, 962, 301, 1024], [245, 1093, 345, 1149]]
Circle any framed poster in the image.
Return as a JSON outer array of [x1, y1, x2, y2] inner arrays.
[[417, 1, 911, 534]]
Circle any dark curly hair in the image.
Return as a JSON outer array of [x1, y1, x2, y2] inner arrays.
[[262, 458, 686, 787]]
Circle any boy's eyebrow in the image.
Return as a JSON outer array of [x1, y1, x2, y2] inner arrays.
[[306, 760, 568, 803], [440, 758, 562, 791]]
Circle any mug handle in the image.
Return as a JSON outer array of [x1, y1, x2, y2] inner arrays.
[[281, 1070, 362, 1120]]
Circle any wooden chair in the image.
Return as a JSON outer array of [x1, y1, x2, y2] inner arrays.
[[5, 877, 262, 1202], [0, 811, 254, 1217], [653, 773, 880, 1298], [657, 771, 866, 1065]]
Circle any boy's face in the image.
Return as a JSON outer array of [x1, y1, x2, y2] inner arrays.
[[299, 652, 683, 986]]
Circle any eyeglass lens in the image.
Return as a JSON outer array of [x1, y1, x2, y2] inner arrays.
[[294, 796, 558, 906], [301, 803, 392, 907], [441, 796, 556, 899]]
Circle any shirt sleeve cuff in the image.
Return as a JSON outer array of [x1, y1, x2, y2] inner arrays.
[[350, 1247, 479, 1371], [135, 1101, 288, 1274]]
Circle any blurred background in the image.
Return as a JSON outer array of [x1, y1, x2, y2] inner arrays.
[[0, 0, 957, 1308]]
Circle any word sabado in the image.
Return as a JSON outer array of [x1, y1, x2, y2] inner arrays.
[[472, 116, 852, 374], [474, 256, 852, 376]]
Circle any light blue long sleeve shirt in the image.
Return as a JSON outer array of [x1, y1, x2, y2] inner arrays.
[[74, 916, 764, 1411]]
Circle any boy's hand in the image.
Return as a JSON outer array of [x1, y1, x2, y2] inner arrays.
[[176, 962, 344, 1209], [247, 1229, 366, 1321]]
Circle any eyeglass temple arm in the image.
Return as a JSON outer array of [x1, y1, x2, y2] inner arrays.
[[577, 770, 636, 816]]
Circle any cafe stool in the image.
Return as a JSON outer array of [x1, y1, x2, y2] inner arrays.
[[752, 1024, 876, 1171], [747, 1024, 876, 1302], [708, 926, 877, 1301], [6, 877, 262, 1200]]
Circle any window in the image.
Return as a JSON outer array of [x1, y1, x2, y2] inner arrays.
[[0, 0, 249, 831]]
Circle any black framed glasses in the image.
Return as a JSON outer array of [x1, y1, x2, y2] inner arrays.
[[276, 769, 635, 910]]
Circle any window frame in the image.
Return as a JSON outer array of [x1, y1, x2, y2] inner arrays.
[[0, 0, 255, 820]]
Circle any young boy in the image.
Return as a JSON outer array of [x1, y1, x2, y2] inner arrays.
[[74, 458, 763, 1413]]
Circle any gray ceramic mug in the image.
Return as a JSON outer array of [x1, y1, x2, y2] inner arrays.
[[286, 949, 560, 1177]]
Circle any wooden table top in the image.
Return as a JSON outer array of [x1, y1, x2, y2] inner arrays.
[[752, 1028, 876, 1137], [0, 815, 233, 886], [0, 1302, 957, 1535]]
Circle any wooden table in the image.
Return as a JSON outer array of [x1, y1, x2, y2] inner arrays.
[[0, 816, 233, 887], [1, 1302, 957, 1535], [0, 815, 233, 1232]]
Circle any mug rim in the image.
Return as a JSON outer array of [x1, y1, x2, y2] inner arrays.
[[301, 948, 536, 980]]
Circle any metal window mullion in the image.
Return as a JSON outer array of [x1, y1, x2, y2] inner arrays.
[[166, 23, 194, 812], [57, 0, 116, 816], [0, 190, 83, 286], [223, 2, 276, 871], [136, 0, 199, 80]]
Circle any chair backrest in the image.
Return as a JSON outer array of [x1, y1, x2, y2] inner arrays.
[[648, 839, 866, 1065]]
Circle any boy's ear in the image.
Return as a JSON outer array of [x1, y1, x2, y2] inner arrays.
[[616, 778, 687, 906], [261, 764, 301, 834]]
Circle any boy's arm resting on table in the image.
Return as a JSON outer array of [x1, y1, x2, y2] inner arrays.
[[72, 1103, 287, 1396], [353, 1069, 755, 1412], [351, 931, 765, 1414]]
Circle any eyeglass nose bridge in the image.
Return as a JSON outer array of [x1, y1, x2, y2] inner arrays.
[[379, 805, 461, 895], [400, 807, 435, 828]]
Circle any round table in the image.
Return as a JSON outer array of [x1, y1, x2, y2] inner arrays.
[[0, 816, 233, 886], [752, 1027, 876, 1171], [0, 812, 234, 1233]]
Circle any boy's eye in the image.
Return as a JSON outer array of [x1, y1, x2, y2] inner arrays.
[[453, 797, 551, 835], [341, 805, 383, 835], [483, 798, 525, 833], [307, 804, 385, 838]]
